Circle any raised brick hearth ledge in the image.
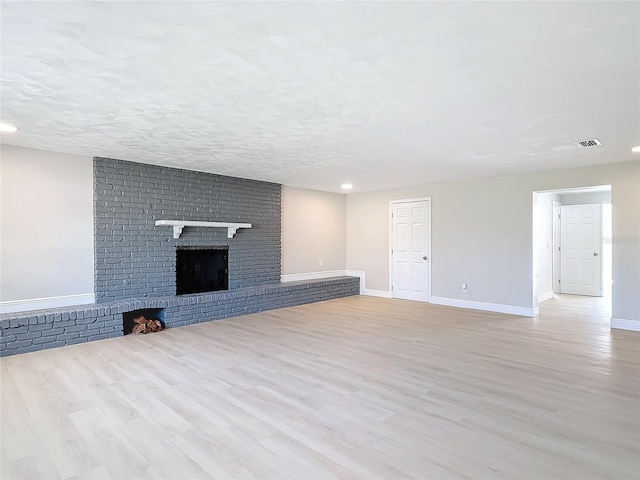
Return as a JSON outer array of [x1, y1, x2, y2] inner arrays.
[[0, 276, 360, 357]]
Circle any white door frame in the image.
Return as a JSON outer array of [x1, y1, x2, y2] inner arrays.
[[389, 197, 432, 301], [552, 201, 561, 294], [532, 185, 611, 308]]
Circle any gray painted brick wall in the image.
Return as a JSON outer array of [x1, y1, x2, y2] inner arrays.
[[94, 157, 281, 302]]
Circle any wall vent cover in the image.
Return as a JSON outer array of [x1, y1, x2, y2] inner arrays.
[[574, 138, 602, 148]]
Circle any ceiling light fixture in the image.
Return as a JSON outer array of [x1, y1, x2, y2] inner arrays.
[[632, 145, 640, 153], [0, 122, 18, 133], [341, 183, 353, 190]]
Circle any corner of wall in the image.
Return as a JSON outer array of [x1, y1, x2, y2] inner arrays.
[[611, 318, 640, 332]]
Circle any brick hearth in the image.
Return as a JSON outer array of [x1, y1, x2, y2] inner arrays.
[[0, 277, 360, 356]]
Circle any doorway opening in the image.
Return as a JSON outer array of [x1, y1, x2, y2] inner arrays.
[[533, 186, 612, 315]]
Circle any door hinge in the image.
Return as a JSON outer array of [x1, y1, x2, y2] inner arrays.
[[391, 285, 393, 290]]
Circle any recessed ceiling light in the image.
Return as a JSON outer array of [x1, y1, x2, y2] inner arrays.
[[632, 145, 640, 153], [341, 183, 353, 190], [0, 122, 18, 133]]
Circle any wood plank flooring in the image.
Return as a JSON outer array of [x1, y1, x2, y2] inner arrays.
[[1, 294, 638, 479]]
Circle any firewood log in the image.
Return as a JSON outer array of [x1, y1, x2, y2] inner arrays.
[[132, 323, 146, 334], [130, 316, 163, 334]]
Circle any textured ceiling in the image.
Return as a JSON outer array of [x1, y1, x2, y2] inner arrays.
[[1, 1, 638, 193]]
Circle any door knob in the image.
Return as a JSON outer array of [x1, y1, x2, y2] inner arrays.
[[423, 256, 428, 260], [593, 252, 599, 256]]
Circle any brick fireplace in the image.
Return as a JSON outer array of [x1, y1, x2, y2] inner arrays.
[[0, 158, 359, 356]]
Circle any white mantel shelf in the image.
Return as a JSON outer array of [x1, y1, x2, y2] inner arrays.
[[155, 220, 252, 239]]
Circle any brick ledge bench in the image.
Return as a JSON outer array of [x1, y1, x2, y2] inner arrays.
[[0, 276, 360, 357]]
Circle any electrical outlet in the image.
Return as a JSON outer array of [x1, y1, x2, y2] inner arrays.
[[319, 259, 323, 266], [461, 282, 468, 292]]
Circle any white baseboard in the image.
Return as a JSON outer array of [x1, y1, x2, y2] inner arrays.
[[281, 270, 348, 282], [611, 317, 640, 332], [363, 289, 392, 298], [537, 291, 554, 303], [430, 296, 537, 317], [0, 293, 96, 314]]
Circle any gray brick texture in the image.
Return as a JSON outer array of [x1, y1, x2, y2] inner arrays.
[[94, 157, 281, 303]]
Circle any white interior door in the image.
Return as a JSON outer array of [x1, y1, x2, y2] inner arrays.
[[560, 204, 602, 296], [392, 200, 430, 301]]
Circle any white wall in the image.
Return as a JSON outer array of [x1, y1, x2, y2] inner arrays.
[[348, 176, 539, 309], [534, 192, 559, 302], [560, 190, 611, 205], [347, 161, 640, 324], [0, 145, 94, 311], [281, 185, 346, 277]]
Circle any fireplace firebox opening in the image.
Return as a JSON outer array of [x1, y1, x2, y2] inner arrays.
[[176, 247, 229, 295]]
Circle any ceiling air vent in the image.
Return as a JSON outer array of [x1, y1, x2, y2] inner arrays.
[[575, 138, 602, 148]]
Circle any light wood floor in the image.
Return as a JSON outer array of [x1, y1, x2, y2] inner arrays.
[[1, 294, 638, 479]]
